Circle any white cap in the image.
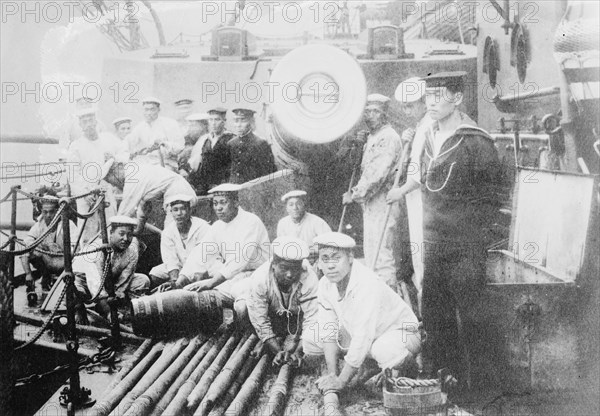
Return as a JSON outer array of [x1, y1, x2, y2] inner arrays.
[[208, 183, 243, 195], [112, 117, 132, 126], [142, 97, 162, 106], [164, 193, 194, 206], [313, 232, 356, 249], [186, 113, 209, 122], [75, 107, 97, 117], [281, 190, 307, 202], [365, 93, 390, 110], [272, 236, 310, 261], [395, 77, 426, 103], [108, 215, 137, 227]]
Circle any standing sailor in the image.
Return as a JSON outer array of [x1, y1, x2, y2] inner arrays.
[[387, 72, 501, 384], [187, 107, 235, 194], [174, 98, 195, 137], [342, 94, 403, 290], [67, 107, 126, 245], [127, 97, 184, 171], [178, 112, 209, 177], [228, 108, 277, 184]]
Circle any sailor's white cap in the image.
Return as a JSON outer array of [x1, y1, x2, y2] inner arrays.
[[142, 97, 162, 106], [99, 158, 115, 181], [281, 190, 307, 202], [75, 107, 97, 117], [313, 232, 356, 250], [272, 236, 310, 261], [112, 117, 132, 127], [186, 113, 209, 122], [365, 93, 390, 110], [164, 193, 194, 206], [208, 183, 242, 195], [395, 77, 426, 103], [108, 215, 137, 227]]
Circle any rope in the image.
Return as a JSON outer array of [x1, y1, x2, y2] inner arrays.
[[87, 249, 112, 303], [14, 273, 69, 351], [0, 169, 66, 181], [14, 188, 64, 204], [0, 204, 66, 255], [0, 161, 67, 170], [389, 377, 440, 388], [71, 196, 105, 220], [0, 190, 14, 203]]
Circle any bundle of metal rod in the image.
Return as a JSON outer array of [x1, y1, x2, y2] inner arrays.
[[194, 333, 259, 416], [91, 342, 165, 416], [108, 338, 190, 416], [148, 325, 230, 416], [186, 332, 246, 413], [323, 391, 343, 416], [263, 363, 293, 416], [207, 342, 264, 416], [161, 329, 234, 415], [122, 335, 207, 416], [100, 339, 153, 396], [225, 353, 270, 416]]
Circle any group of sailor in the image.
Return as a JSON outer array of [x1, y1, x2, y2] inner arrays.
[[22, 71, 502, 396]]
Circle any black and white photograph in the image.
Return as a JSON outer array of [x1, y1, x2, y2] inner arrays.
[[1, 1, 599, 415]]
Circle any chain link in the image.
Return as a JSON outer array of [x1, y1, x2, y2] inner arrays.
[[88, 249, 113, 303]]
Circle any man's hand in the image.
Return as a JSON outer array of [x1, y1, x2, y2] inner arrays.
[[184, 280, 212, 292], [156, 282, 175, 293], [386, 188, 405, 204], [316, 374, 345, 393], [342, 191, 353, 205]]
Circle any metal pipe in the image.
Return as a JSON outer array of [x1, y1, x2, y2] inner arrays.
[[100, 338, 153, 397], [493, 86, 560, 112], [0, 134, 59, 144], [0, 221, 35, 232], [13, 333, 97, 358], [8, 187, 18, 283]]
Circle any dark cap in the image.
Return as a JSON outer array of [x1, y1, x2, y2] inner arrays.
[[174, 99, 193, 106], [421, 71, 467, 91], [231, 108, 256, 117], [208, 107, 228, 115]]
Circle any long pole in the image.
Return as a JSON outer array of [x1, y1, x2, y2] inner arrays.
[[338, 137, 363, 232], [8, 186, 19, 282], [98, 191, 121, 347], [61, 199, 92, 412]]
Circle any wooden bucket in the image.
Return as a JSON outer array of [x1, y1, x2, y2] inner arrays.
[[131, 289, 223, 338], [383, 381, 446, 416]]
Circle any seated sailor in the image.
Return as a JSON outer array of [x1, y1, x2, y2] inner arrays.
[[178, 183, 270, 317], [243, 236, 320, 367], [149, 193, 210, 291], [312, 232, 421, 393], [73, 215, 150, 323], [20, 193, 78, 291], [276, 190, 332, 263]]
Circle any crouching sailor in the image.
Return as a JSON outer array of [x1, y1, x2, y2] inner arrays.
[[178, 183, 270, 321], [243, 236, 320, 367], [73, 216, 150, 324], [312, 232, 421, 394]]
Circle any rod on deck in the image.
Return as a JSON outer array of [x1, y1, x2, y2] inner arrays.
[[8, 186, 19, 283]]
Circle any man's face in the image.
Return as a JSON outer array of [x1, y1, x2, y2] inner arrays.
[[40, 203, 58, 226], [272, 258, 304, 292], [208, 114, 226, 135], [188, 120, 208, 136], [401, 100, 427, 123], [110, 225, 134, 251], [116, 122, 131, 139], [143, 103, 160, 123], [425, 87, 462, 121], [79, 114, 97, 138], [286, 197, 306, 222], [212, 195, 238, 222], [232, 115, 252, 137], [177, 104, 193, 120], [171, 202, 191, 225], [364, 107, 386, 131], [318, 247, 353, 284]]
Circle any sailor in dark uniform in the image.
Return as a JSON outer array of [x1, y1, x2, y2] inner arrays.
[[386, 72, 501, 385], [228, 108, 277, 184], [188, 107, 235, 194]]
